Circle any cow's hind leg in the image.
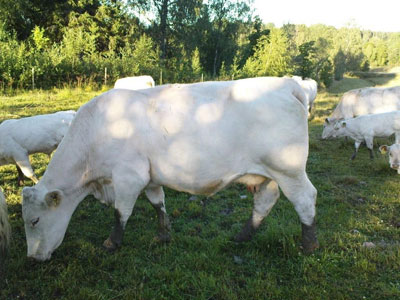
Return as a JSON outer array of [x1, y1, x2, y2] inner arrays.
[[350, 141, 362, 160], [16, 165, 25, 186], [103, 160, 150, 251], [14, 152, 38, 185], [276, 173, 319, 254], [365, 136, 374, 159], [145, 184, 171, 242], [235, 179, 280, 242]]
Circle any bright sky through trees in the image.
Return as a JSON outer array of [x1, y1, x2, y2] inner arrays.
[[254, 0, 400, 32]]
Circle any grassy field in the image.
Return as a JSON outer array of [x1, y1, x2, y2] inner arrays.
[[1, 74, 400, 300]]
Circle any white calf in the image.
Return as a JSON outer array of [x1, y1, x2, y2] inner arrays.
[[332, 111, 400, 160]]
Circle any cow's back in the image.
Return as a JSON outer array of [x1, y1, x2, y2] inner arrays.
[[335, 87, 400, 119], [88, 79, 309, 192]]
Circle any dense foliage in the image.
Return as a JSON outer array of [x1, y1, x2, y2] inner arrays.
[[0, 0, 399, 90]]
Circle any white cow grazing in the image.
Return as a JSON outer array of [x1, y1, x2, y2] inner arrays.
[[379, 143, 400, 174], [332, 111, 400, 160], [291, 76, 318, 113], [21, 77, 318, 261], [0, 110, 76, 185], [0, 188, 11, 272], [322, 86, 400, 139], [114, 75, 155, 90]]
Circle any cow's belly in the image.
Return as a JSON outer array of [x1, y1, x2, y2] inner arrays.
[[151, 172, 268, 196], [148, 152, 270, 196]]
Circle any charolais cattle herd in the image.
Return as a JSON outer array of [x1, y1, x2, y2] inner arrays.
[[0, 75, 399, 265]]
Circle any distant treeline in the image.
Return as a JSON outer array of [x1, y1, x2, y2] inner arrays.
[[0, 0, 399, 90]]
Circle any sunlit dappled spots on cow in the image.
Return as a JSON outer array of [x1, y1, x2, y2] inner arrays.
[[108, 119, 135, 139], [128, 101, 146, 117], [105, 96, 128, 120], [156, 140, 197, 186], [195, 102, 224, 124], [230, 77, 286, 102], [279, 143, 307, 169]]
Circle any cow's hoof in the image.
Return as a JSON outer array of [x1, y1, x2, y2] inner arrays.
[[154, 232, 171, 243], [301, 240, 320, 254], [103, 237, 119, 252]]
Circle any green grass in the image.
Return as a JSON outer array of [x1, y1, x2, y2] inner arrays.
[[1, 76, 400, 299]]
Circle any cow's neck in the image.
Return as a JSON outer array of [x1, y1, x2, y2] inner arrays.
[[40, 104, 97, 200]]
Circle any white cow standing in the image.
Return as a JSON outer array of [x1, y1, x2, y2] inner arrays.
[[21, 77, 319, 261], [114, 75, 155, 90], [322, 86, 400, 139], [0, 110, 75, 185]]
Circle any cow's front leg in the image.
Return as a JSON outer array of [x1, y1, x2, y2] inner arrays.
[[103, 160, 150, 251], [301, 220, 318, 254], [235, 179, 279, 242], [145, 184, 171, 242]]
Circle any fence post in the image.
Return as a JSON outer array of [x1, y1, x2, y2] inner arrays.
[[201, 73, 204, 82], [32, 67, 35, 90], [104, 67, 107, 86], [160, 70, 163, 85]]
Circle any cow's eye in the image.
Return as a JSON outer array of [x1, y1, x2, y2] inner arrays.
[[31, 217, 40, 228]]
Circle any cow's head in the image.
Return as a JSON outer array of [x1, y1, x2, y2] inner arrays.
[[331, 120, 348, 138], [22, 186, 74, 261], [379, 144, 400, 174], [322, 117, 338, 139]]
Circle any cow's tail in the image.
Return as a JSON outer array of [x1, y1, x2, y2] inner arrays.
[[0, 189, 11, 272], [290, 79, 309, 111]]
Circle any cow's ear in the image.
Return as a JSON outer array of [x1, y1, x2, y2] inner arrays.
[[341, 122, 346, 128], [45, 190, 63, 208], [379, 145, 388, 154]]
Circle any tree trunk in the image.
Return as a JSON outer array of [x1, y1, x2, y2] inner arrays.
[[159, 0, 169, 59], [213, 47, 218, 78]]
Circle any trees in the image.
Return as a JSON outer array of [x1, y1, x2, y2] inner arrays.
[[334, 48, 346, 80], [0, 1, 399, 90], [242, 28, 291, 77], [294, 41, 317, 78]]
